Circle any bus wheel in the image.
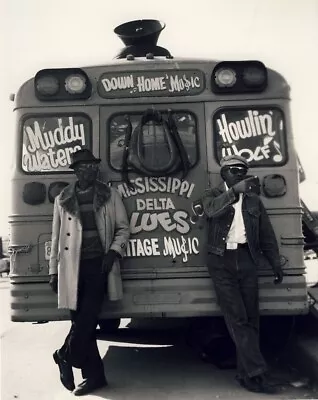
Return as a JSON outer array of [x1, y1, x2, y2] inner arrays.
[[260, 315, 295, 354], [98, 318, 121, 333]]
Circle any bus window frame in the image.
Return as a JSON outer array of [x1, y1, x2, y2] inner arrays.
[[212, 105, 289, 168], [19, 112, 93, 175], [107, 109, 200, 173]]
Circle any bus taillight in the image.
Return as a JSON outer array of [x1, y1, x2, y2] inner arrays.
[[64, 74, 87, 94], [212, 61, 267, 94], [35, 75, 59, 96], [34, 68, 91, 101]]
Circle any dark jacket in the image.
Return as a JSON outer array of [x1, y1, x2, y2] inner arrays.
[[201, 183, 282, 272]]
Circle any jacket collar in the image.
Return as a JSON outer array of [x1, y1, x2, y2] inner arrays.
[[59, 180, 111, 217]]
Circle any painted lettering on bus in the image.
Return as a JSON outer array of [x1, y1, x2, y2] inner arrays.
[[118, 178, 201, 262], [23, 145, 82, 171], [117, 177, 195, 199], [216, 109, 285, 164], [163, 236, 199, 263], [25, 117, 85, 152], [126, 238, 161, 257], [217, 110, 275, 144], [101, 75, 134, 92], [130, 210, 189, 235], [221, 139, 283, 163], [103, 75, 200, 93], [168, 75, 201, 93], [136, 76, 167, 92], [99, 71, 203, 96], [22, 117, 88, 172], [130, 196, 190, 234], [125, 236, 199, 263]]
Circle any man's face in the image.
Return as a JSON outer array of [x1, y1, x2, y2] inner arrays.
[[222, 164, 248, 187], [73, 162, 99, 185]]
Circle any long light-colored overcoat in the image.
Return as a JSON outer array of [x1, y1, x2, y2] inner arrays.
[[49, 180, 130, 310]]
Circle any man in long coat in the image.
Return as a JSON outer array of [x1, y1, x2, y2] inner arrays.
[[49, 149, 130, 396]]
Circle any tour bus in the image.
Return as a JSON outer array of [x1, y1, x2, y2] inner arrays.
[[9, 19, 308, 329]]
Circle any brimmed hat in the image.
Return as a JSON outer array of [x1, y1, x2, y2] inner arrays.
[[69, 149, 101, 169], [220, 154, 249, 169]]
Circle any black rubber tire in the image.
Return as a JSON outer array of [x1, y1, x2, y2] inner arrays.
[[260, 315, 295, 353], [98, 318, 121, 333]]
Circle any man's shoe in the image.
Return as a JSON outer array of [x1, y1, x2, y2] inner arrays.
[[237, 374, 279, 394], [53, 350, 75, 391], [236, 376, 262, 393], [253, 374, 279, 394], [73, 377, 108, 396]]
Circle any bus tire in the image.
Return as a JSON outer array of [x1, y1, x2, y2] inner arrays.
[[259, 315, 295, 353], [98, 318, 121, 333]]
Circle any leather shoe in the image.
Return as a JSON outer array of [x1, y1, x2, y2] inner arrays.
[[73, 377, 108, 396], [236, 375, 261, 393], [236, 374, 279, 394], [53, 350, 75, 391], [254, 374, 279, 394]]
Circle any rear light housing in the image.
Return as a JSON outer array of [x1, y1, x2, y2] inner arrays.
[[35, 75, 60, 95], [215, 68, 236, 87], [65, 74, 87, 94], [34, 68, 92, 101], [212, 61, 267, 94], [263, 174, 286, 197], [48, 182, 69, 203], [23, 182, 46, 205]]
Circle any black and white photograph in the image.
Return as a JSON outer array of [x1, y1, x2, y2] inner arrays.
[[1, 1, 318, 399]]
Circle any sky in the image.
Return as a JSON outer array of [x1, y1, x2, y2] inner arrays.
[[0, 0, 318, 236]]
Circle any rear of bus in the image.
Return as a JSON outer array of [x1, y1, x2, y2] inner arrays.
[[9, 24, 308, 323]]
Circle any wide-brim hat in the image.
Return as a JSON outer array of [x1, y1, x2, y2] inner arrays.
[[220, 154, 249, 169], [69, 149, 101, 169]]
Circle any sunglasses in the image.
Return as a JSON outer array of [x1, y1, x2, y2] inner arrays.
[[227, 166, 248, 175], [75, 163, 99, 172]]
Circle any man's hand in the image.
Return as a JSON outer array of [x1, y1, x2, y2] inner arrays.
[[232, 176, 258, 194], [102, 250, 119, 275], [273, 255, 286, 284], [274, 269, 284, 284], [49, 274, 58, 293]]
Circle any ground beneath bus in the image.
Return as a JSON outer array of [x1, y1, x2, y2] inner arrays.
[[1, 257, 318, 400]]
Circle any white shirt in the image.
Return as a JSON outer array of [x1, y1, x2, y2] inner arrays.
[[225, 184, 247, 246]]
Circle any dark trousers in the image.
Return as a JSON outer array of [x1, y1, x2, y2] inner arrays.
[[207, 246, 267, 378], [60, 257, 105, 380]]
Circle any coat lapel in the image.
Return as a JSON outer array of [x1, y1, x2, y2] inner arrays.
[[59, 180, 112, 217], [93, 181, 112, 212], [59, 182, 80, 218]]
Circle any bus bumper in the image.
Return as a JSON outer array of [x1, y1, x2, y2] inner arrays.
[[10, 275, 309, 322]]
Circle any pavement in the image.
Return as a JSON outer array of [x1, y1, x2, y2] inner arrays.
[[1, 315, 317, 400], [279, 286, 318, 388], [275, 255, 318, 389], [1, 261, 318, 399]]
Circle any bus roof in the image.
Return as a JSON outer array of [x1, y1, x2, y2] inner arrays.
[[14, 57, 290, 109]]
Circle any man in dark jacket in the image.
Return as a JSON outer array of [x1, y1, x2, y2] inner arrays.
[[201, 154, 284, 394]]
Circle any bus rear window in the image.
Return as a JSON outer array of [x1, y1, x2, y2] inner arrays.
[[21, 114, 91, 173], [109, 111, 198, 171], [213, 108, 287, 166]]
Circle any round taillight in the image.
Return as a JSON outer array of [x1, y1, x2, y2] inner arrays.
[[23, 182, 46, 205], [215, 68, 236, 87], [35, 75, 59, 95], [243, 66, 266, 87], [65, 74, 87, 94]]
